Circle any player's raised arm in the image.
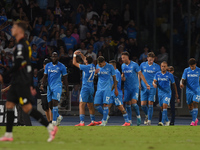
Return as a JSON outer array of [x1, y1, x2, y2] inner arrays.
[[112, 75, 118, 96], [73, 51, 80, 68], [63, 74, 69, 97], [138, 71, 150, 90]]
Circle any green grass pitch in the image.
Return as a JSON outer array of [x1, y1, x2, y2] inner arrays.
[[0, 126, 200, 150]]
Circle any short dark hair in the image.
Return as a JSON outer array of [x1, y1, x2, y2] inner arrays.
[[97, 56, 105, 63], [121, 51, 130, 57], [43, 58, 50, 65], [86, 56, 93, 64], [109, 60, 116, 66], [147, 52, 155, 58], [13, 20, 27, 32], [109, 60, 116, 64], [188, 58, 196, 65], [161, 61, 168, 65], [168, 66, 174, 71]]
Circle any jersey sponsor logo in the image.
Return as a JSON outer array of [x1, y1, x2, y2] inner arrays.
[[48, 69, 58, 73], [187, 74, 198, 77], [158, 78, 168, 81], [17, 44, 23, 51], [99, 71, 108, 74], [124, 70, 132, 73], [144, 69, 155, 73]]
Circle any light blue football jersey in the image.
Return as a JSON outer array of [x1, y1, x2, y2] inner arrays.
[[182, 67, 200, 94], [140, 61, 161, 88], [79, 63, 95, 88], [96, 63, 116, 91], [44, 62, 67, 90], [154, 71, 175, 96], [122, 61, 141, 90]]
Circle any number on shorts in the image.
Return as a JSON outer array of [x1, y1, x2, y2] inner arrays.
[[196, 95, 200, 101], [165, 97, 170, 104], [106, 97, 110, 103]]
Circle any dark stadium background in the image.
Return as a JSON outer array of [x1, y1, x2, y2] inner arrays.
[[0, 0, 199, 123]]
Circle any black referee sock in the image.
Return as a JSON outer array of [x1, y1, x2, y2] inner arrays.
[[29, 108, 49, 127], [6, 109, 14, 132]]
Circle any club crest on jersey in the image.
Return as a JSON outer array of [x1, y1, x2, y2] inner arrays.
[[17, 44, 23, 51]]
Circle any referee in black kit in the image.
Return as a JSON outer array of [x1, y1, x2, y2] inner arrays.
[[0, 21, 57, 142], [38, 58, 52, 123]]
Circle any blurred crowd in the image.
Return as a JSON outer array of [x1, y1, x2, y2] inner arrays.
[[0, 0, 200, 88]]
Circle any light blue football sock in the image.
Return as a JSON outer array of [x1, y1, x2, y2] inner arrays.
[[123, 113, 129, 123], [192, 108, 198, 122], [132, 103, 140, 116], [162, 109, 167, 124], [90, 114, 95, 122], [80, 114, 85, 122], [148, 105, 153, 121], [102, 107, 109, 121], [141, 105, 148, 116], [126, 105, 132, 121], [95, 105, 103, 115], [52, 106, 58, 122]]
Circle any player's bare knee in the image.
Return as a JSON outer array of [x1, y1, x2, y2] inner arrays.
[[188, 104, 193, 110], [193, 102, 198, 108], [148, 101, 153, 105], [141, 101, 146, 106], [94, 104, 99, 107], [103, 104, 108, 107], [52, 100, 58, 107], [22, 103, 32, 114]]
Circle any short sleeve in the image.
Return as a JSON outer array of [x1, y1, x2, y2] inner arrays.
[[154, 73, 158, 81], [135, 63, 141, 73], [170, 74, 175, 84], [44, 64, 48, 74], [182, 69, 187, 79], [140, 63, 143, 72], [79, 64, 88, 72], [116, 71, 120, 82], [121, 64, 124, 73], [111, 65, 116, 76], [61, 65, 67, 76]]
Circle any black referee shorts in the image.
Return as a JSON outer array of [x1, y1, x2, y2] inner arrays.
[[7, 84, 33, 105], [41, 94, 49, 111]]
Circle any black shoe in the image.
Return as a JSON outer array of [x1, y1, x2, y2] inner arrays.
[[170, 122, 174, 126]]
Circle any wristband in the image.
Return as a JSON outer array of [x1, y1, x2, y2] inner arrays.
[[73, 54, 76, 57]]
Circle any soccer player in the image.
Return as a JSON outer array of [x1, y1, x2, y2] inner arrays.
[[0, 21, 57, 142], [94, 56, 118, 126], [153, 61, 178, 126], [72, 50, 97, 126], [108, 60, 130, 126], [42, 52, 69, 126], [38, 58, 52, 123], [121, 52, 150, 126], [139, 52, 160, 125], [180, 58, 200, 126]]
